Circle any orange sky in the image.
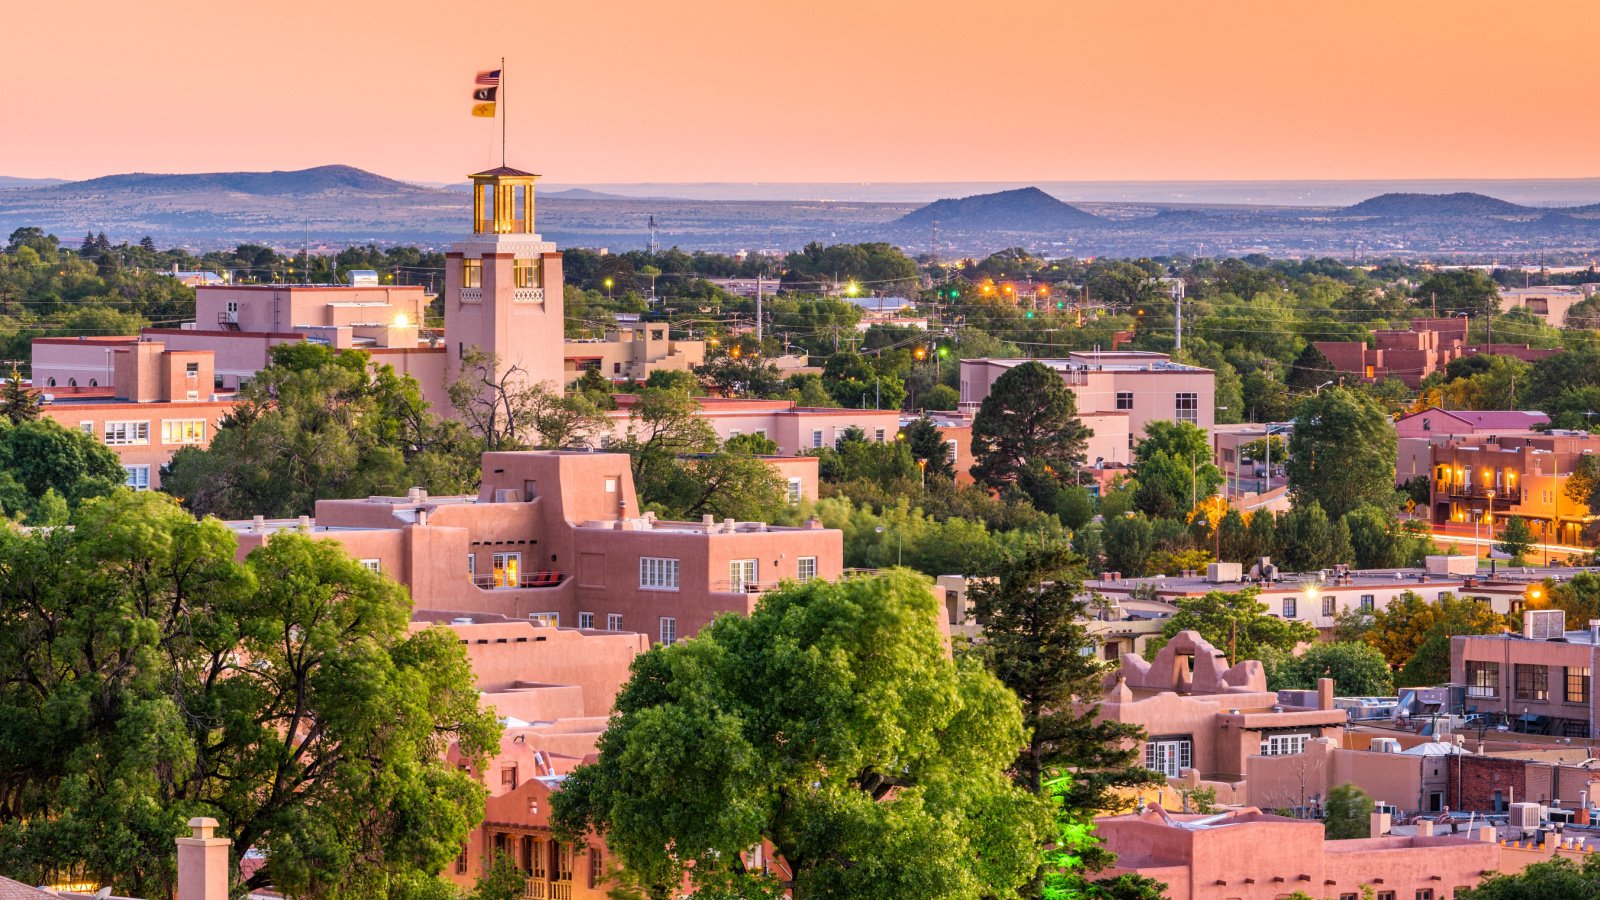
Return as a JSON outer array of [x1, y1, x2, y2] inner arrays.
[[5, 0, 1598, 184]]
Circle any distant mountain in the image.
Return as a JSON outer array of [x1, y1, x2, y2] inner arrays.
[[49, 165, 434, 197], [896, 187, 1102, 231], [1342, 192, 1532, 217], [544, 187, 629, 200], [0, 176, 65, 190]]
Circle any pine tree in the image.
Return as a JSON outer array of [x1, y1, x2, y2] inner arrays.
[[0, 365, 42, 425], [93, 231, 112, 253], [1248, 508, 1277, 563], [80, 231, 96, 255], [1286, 342, 1337, 392], [138, 235, 156, 252]]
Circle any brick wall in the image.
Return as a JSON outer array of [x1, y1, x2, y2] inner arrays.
[[1446, 755, 1526, 812]]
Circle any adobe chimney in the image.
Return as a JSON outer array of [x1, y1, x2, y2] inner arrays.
[[176, 817, 231, 900], [1317, 677, 1335, 711]]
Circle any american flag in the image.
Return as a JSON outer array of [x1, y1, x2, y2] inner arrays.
[[475, 69, 501, 86]]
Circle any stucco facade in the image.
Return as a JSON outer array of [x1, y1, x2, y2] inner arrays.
[[958, 352, 1215, 443]]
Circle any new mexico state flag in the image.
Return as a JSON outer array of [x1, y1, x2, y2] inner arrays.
[[471, 102, 496, 118]]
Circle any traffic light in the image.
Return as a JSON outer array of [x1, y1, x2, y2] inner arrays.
[[1025, 311, 1035, 319], [950, 289, 960, 299], [1055, 300, 1065, 309]]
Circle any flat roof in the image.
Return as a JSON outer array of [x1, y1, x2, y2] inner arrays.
[[1090, 565, 1600, 595]]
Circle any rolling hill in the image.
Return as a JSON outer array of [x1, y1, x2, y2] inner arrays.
[[51, 165, 429, 197], [896, 187, 1102, 231], [1341, 192, 1532, 217]]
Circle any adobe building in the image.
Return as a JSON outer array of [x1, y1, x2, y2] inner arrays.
[[605, 396, 905, 459], [1428, 432, 1600, 550], [1499, 284, 1598, 326], [1094, 804, 1501, 900], [564, 322, 705, 387], [228, 450, 844, 643], [1451, 610, 1600, 739], [1314, 317, 1556, 389], [958, 352, 1215, 446], [1395, 408, 1549, 487], [1099, 632, 1348, 782]]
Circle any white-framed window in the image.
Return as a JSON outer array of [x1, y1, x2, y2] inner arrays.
[[640, 557, 680, 591], [811, 429, 823, 449], [1116, 391, 1134, 410], [659, 616, 677, 645], [946, 439, 958, 463], [730, 559, 758, 593], [753, 428, 767, 438], [1145, 738, 1192, 777], [1282, 597, 1297, 618], [161, 419, 207, 445], [491, 551, 521, 588], [122, 465, 150, 490], [729, 429, 741, 439], [1175, 392, 1199, 425], [104, 421, 150, 446], [797, 557, 817, 581], [185, 361, 199, 379], [606, 613, 623, 631], [1262, 733, 1310, 756], [78, 421, 94, 435], [359, 559, 381, 574], [529, 612, 559, 627], [578, 612, 595, 630], [786, 477, 803, 503]]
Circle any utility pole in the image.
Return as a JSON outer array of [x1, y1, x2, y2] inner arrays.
[[1174, 281, 1183, 351], [756, 274, 763, 342]]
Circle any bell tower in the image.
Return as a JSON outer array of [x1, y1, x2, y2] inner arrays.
[[444, 166, 565, 395]]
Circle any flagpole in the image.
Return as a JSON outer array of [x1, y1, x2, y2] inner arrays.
[[501, 56, 507, 168]]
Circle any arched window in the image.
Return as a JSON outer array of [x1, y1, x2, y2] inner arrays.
[[46, 377, 56, 387], [68, 378, 77, 387], [89, 378, 98, 387]]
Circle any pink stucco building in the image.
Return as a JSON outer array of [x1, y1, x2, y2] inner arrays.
[[958, 352, 1215, 453]]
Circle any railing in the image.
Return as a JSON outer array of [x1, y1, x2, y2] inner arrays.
[[551, 883, 572, 900], [473, 572, 567, 591], [1445, 485, 1523, 503], [522, 879, 546, 900], [513, 287, 545, 303], [710, 580, 786, 595], [460, 287, 483, 302]]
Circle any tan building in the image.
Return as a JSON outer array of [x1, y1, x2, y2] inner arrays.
[[1452, 610, 1599, 739], [1498, 284, 1597, 326], [958, 352, 1215, 445], [563, 323, 705, 387], [1428, 432, 1600, 550]]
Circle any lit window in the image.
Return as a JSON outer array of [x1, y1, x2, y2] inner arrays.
[[787, 477, 803, 503], [513, 259, 540, 288], [797, 557, 817, 581], [161, 419, 207, 445], [529, 612, 559, 627], [104, 421, 150, 446], [122, 465, 151, 490], [491, 552, 521, 588], [640, 557, 680, 590], [1175, 392, 1199, 425], [659, 617, 677, 645], [1515, 664, 1549, 701], [462, 258, 482, 288], [1568, 667, 1591, 704], [1466, 660, 1500, 699]]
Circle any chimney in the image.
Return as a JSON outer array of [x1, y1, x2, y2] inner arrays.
[[1416, 819, 1435, 837], [297, 515, 311, 532], [1317, 677, 1335, 711], [251, 515, 265, 534], [177, 817, 231, 900], [1370, 809, 1392, 837]]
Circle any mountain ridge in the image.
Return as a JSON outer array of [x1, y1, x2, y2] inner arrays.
[[896, 187, 1102, 231], [46, 164, 437, 197]]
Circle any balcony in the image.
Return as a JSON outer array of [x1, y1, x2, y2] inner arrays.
[[521, 880, 571, 899], [460, 287, 483, 303], [1444, 485, 1523, 504], [710, 580, 786, 595], [473, 571, 568, 591]]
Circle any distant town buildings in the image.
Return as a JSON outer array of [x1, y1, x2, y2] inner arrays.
[[1314, 317, 1556, 389], [1498, 284, 1597, 326], [1427, 431, 1600, 548]]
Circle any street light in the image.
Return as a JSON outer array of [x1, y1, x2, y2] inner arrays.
[[874, 525, 903, 568]]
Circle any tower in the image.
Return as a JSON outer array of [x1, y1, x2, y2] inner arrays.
[[444, 166, 565, 394]]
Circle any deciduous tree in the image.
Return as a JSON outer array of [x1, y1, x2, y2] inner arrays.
[[1285, 387, 1398, 520]]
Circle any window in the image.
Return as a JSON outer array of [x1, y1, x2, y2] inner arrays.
[[1360, 594, 1375, 611], [874, 428, 885, 442], [513, 258, 540, 288], [1322, 595, 1336, 617], [730, 559, 758, 593], [1115, 391, 1134, 410], [467, 553, 475, 581], [1467, 660, 1500, 699], [501, 765, 518, 790], [797, 557, 817, 581], [359, 559, 381, 574], [104, 420, 150, 445], [640, 557, 680, 590], [1377, 892, 1395, 900], [588, 847, 604, 889], [1568, 667, 1591, 704], [1515, 664, 1549, 701], [811, 429, 823, 449], [1282, 597, 1297, 618], [491, 551, 521, 588], [456, 846, 469, 875], [1175, 392, 1199, 425], [728, 429, 741, 439], [529, 612, 558, 627], [1416, 890, 1434, 900], [659, 617, 677, 645], [161, 419, 207, 445], [578, 612, 594, 630], [557, 843, 575, 883], [1340, 894, 1359, 900], [606, 613, 623, 631], [1262, 733, 1310, 756], [122, 465, 150, 490], [787, 477, 803, 503], [1144, 738, 1192, 777], [185, 361, 199, 378], [462, 258, 482, 288], [946, 439, 958, 463], [605, 478, 617, 493], [78, 421, 94, 435]]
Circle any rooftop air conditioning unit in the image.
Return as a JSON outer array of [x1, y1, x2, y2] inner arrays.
[[1510, 802, 1543, 830], [1370, 738, 1402, 754]]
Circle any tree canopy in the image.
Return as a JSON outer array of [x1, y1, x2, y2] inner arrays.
[[1286, 387, 1398, 519], [970, 362, 1091, 494]]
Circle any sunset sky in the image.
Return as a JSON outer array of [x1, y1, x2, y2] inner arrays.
[[5, 0, 1598, 185]]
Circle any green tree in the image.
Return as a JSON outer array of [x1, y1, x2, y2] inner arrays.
[[922, 383, 960, 411], [1360, 592, 1508, 684], [725, 431, 779, 455], [0, 365, 40, 425], [0, 418, 126, 521], [1460, 853, 1600, 898], [971, 362, 1092, 493], [1146, 589, 1318, 670], [1216, 508, 1253, 563], [1129, 421, 1223, 518], [0, 491, 499, 897], [1274, 642, 1395, 696], [1247, 508, 1277, 561], [1496, 515, 1535, 565], [1323, 784, 1375, 840], [1285, 342, 1336, 392], [1039, 776, 1168, 900], [1103, 514, 1154, 577], [550, 570, 1052, 900], [965, 548, 1161, 806], [1415, 269, 1500, 319], [1285, 387, 1398, 520], [903, 414, 956, 480], [1276, 500, 1339, 571]]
